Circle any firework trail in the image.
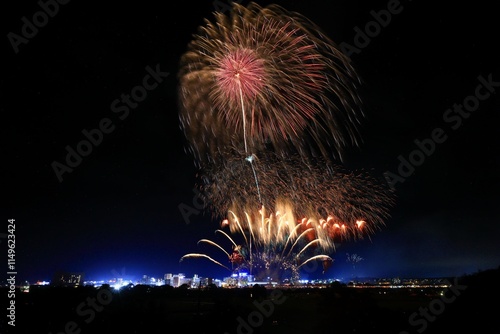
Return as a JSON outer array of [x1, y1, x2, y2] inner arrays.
[[177, 2, 395, 279], [178, 2, 364, 167]]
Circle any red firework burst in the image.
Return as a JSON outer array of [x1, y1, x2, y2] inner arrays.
[[215, 48, 266, 102], [178, 2, 364, 165]]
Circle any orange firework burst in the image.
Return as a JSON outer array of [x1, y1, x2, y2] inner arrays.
[[178, 2, 364, 165], [180, 205, 334, 282]]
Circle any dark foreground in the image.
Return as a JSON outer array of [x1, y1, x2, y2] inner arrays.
[[2, 268, 499, 334]]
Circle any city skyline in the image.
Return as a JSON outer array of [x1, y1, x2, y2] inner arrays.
[[21, 267, 479, 289], [11, 253, 500, 287]]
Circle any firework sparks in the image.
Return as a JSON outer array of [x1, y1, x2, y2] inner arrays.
[[178, 2, 364, 166], [177, 2, 395, 281], [346, 253, 364, 268], [198, 152, 395, 242], [180, 207, 334, 282]]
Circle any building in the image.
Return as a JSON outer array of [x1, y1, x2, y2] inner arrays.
[[172, 273, 186, 287], [190, 274, 200, 288], [164, 273, 172, 286], [51, 271, 85, 287]]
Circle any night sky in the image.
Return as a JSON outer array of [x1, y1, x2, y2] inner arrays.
[[3, 0, 499, 284]]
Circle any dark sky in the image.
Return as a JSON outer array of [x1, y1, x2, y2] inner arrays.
[[2, 0, 499, 283]]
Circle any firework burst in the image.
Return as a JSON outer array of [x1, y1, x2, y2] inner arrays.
[[178, 2, 395, 280], [180, 206, 334, 282], [198, 151, 394, 242], [178, 2, 364, 165]]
